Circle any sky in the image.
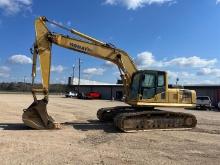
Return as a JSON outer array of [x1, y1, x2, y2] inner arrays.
[[0, 0, 220, 85]]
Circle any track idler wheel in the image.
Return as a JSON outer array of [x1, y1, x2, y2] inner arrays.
[[22, 99, 60, 129], [97, 108, 115, 122]]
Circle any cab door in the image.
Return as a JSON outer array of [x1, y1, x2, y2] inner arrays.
[[129, 73, 140, 100], [141, 73, 156, 99]]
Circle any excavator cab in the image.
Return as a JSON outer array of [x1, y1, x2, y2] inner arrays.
[[129, 70, 166, 101], [127, 70, 196, 108]]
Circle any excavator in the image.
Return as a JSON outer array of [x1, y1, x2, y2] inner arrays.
[[22, 16, 197, 132]]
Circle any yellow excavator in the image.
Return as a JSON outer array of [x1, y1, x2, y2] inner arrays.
[[22, 16, 197, 132]]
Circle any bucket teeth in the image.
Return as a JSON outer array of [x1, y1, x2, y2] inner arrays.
[[22, 99, 60, 129]]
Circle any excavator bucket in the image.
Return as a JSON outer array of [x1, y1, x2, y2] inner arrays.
[[22, 99, 60, 129]]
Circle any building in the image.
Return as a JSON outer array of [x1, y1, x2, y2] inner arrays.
[[68, 77, 124, 100], [185, 85, 220, 107], [68, 77, 220, 106]]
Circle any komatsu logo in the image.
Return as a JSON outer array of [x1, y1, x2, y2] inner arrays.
[[69, 43, 91, 52]]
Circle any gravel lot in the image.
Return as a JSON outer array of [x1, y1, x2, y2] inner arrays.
[[0, 94, 220, 165]]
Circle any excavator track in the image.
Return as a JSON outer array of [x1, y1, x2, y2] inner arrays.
[[97, 107, 197, 132], [114, 110, 197, 132], [97, 106, 136, 122]]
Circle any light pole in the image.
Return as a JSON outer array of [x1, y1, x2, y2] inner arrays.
[[176, 77, 179, 86]]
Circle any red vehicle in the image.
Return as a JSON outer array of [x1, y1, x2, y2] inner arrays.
[[85, 91, 101, 99]]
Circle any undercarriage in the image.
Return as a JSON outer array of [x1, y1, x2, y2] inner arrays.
[[97, 106, 197, 132]]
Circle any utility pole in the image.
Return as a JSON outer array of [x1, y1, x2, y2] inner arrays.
[[78, 58, 81, 93], [78, 58, 81, 86], [23, 76, 26, 92], [72, 65, 75, 85]]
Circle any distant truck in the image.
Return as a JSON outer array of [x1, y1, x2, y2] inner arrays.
[[196, 96, 212, 110], [65, 91, 78, 98]]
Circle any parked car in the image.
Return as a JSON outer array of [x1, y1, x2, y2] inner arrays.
[[65, 91, 78, 98], [85, 91, 101, 99], [196, 96, 212, 110]]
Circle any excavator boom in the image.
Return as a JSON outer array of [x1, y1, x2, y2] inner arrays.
[[34, 16, 137, 97]]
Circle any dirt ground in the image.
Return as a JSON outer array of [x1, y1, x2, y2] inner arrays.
[[0, 94, 220, 165]]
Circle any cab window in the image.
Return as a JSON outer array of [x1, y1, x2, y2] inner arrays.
[[158, 74, 165, 87], [142, 74, 155, 88]]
